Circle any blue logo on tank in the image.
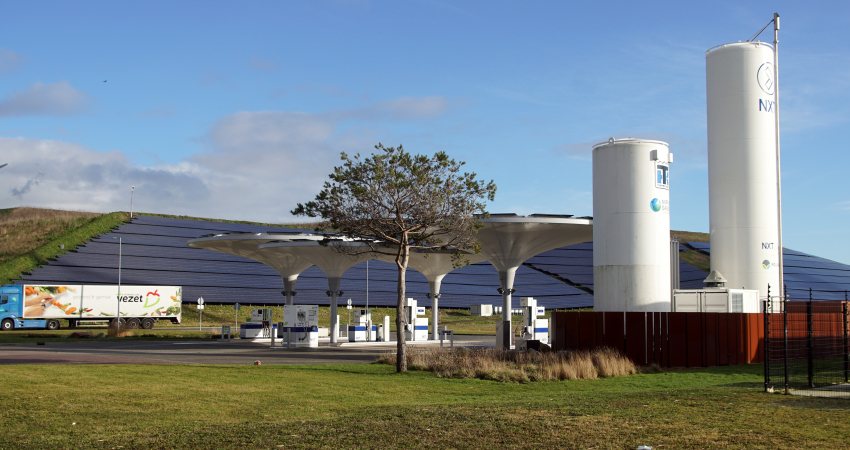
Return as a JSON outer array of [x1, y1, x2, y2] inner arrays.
[[650, 198, 661, 212]]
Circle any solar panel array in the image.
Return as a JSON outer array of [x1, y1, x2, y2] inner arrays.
[[523, 241, 709, 292], [19, 215, 595, 309], [20, 215, 846, 308], [684, 242, 850, 301]]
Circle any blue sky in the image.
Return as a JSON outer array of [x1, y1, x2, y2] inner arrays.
[[1, 1, 848, 264]]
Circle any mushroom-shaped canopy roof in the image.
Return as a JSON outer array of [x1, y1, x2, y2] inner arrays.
[[258, 239, 374, 279], [187, 213, 593, 281], [187, 232, 320, 278], [477, 214, 593, 271], [405, 248, 487, 281]]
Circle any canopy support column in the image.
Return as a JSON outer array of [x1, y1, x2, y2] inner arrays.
[[282, 276, 298, 305], [498, 266, 518, 350], [428, 275, 445, 341], [327, 277, 342, 344]]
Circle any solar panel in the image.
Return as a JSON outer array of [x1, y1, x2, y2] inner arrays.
[[24, 215, 846, 310], [21, 215, 598, 309], [686, 242, 850, 301]]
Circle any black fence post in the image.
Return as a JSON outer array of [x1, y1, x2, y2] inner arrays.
[[783, 290, 789, 394], [763, 298, 770, 392], [807, 290, 814, 388]]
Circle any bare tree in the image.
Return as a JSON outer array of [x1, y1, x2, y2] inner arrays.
[[292, 143, 496, 372]]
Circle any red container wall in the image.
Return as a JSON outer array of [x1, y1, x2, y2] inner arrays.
[[552, 311, 793, 368]]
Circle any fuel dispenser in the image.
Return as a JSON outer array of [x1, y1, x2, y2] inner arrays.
[[348, 309, 377, 342], [404, 298, 429, 341], [279, 304, 319, 348], [517, 297, 548, 349], [240, 308, 275, 339]]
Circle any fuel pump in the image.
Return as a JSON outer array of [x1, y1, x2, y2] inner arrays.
[[348, 309, 377, 342], [404, 298, 429, 341], [280, 304, 319, 348], [240, 308, 274, 339], [517, 297, 548, 349]]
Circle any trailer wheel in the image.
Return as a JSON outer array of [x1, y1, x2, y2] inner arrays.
[[141, 318, 155, 330], [125, 318, 141, 329], [46, 320, 60, 330], [1, 319, 13, 331]]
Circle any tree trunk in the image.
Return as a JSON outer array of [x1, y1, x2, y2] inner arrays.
[[396, 240, 410, 372]]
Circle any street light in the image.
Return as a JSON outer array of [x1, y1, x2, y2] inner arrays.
[[129, 186, 135, 219], [111, 236, 123, 332]]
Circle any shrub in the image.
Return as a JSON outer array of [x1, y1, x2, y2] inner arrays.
[[378, 347, 637, 382]]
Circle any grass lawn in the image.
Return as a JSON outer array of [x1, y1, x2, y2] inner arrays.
[[0, 363, 847, 449]]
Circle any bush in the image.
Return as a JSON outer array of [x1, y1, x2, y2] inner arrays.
[[378, 347, 637, 382]]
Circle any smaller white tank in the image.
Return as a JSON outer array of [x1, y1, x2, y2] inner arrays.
[[592, 138, 673, 312]]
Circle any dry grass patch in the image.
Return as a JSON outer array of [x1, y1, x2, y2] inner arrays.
[[379, 347, 637, 382], [0, 207, 99, 263]]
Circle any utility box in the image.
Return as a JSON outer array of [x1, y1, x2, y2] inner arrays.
[[469, 304, 493, 317], [672, 288, 760, 313]]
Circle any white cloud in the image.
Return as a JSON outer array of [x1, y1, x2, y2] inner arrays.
[[192, 111, 346, 220], [0, 82, 88, 117], [0, 97, 450, 222], [0, 49, 22, 73], [0, 137, 209, 214], [0, 113, 362, 222]]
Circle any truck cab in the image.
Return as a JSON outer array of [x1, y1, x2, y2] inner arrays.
[[0, 285, 57, 330]]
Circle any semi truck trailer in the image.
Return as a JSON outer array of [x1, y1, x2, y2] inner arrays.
[[0, 284, 182, 330]]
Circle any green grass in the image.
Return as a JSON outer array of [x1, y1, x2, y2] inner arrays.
[[672, 229, 711, 272], [0, 207, 100, 265], [0, 363, 846, 449], [0, 211, 128, 284]]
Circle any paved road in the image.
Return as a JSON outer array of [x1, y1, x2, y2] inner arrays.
[[0, 335, 494, 365]]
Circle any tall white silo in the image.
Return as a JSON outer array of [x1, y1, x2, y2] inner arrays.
[[592, 138, 673, 312], [706, 42, 780, 302]]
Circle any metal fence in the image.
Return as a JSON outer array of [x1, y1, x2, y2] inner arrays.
[[764, 292, 849, 398], [551, 310, 764, 368]]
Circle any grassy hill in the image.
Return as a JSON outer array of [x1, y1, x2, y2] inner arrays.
[[0, 208, 129, 284], [0, 208, 100, 264]]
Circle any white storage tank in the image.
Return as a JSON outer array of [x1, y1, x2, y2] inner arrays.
[[592, 138, 673, 312], [706, 42, 780, 302]]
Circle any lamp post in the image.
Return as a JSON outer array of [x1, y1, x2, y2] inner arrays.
[[113, 236, 123, 332], [129, 186, 135, 219], [117, 236, 122, 329], [750, 12, 784, 309]]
